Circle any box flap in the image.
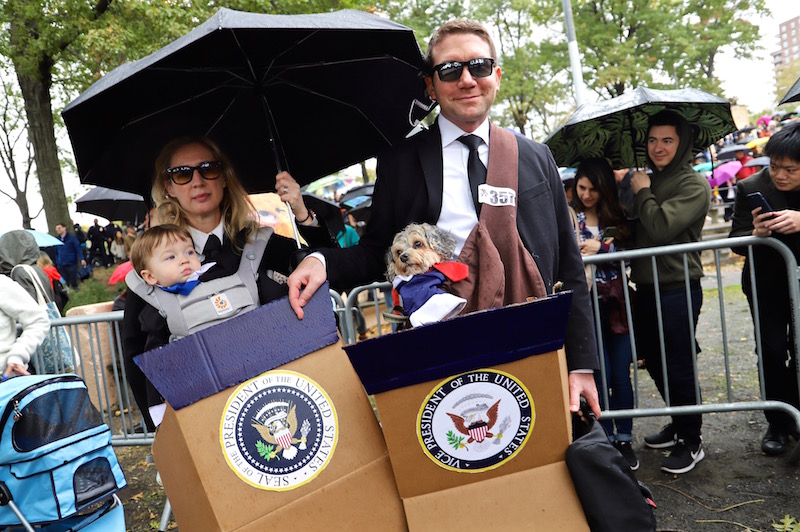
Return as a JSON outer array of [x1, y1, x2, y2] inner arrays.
[[135, 282, 338, 409], [344, 291, 572, 394]]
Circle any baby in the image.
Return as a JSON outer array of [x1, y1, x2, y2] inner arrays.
[[127, 224, 215, 426], [129, 224, 213, 295]]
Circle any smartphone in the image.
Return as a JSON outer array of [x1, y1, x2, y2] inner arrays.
[[746, 192, 774, 214], [602, 226, 617, 244]]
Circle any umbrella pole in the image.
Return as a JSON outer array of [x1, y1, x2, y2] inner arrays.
[[286, 201, 301, 249], [259, 93, 302, 250]]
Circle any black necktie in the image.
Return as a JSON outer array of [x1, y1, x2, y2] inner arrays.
[[458, 134, 486, 215], [202, 234, 222, 263]]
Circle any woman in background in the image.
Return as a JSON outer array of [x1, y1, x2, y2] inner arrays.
[[572, 158, 637, 470]]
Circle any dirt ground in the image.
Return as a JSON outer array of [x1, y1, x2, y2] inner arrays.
[[114, 257, 800, 531]]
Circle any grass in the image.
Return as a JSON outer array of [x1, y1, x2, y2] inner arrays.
[[63, 265, 126, 313]]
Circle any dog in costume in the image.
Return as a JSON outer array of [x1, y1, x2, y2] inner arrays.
[[386, 223, 468, 327]]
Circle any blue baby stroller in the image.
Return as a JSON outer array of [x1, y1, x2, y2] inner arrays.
[[0, 375, 126, 531]]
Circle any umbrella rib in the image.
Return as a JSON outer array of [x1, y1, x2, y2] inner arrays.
[[125, 82, 245, 127], [261, 55, 422, 86], [269, 78, 392, 145]]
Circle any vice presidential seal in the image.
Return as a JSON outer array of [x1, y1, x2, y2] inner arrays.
[[220, 370, 338, 491], [416, 369, 534, 473]]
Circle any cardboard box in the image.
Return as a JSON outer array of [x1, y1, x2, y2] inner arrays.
[[136, 284, 406, 531], [345, 292, 589, 530]]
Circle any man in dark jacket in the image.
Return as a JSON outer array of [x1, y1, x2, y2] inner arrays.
[[287, 18, 600, 417], [54, 223, 86, 288], [729, 121, 800, 456], [87, 219, 109, 267]]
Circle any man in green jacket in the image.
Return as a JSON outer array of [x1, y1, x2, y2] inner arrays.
[[626, 110, 711, 474]]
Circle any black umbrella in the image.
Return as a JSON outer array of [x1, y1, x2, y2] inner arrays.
[[545, 87, 736, 168], [716, 144, 752, 161], [734, 125, 756, 136], [61, 8, 434, 198], [75, 186, 148, 223], [743, 156, 770, 168], [779, 76, 800, 105], [339, 183, 374, 210], [302, 193, 345, 238]]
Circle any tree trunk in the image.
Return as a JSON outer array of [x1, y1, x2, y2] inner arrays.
[[15, 62, 70, 234]]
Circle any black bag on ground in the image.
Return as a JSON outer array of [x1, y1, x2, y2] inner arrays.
[[566, 402, 656, 531]]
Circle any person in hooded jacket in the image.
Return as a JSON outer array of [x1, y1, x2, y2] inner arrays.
[[0, 230, 56, 303], [618, 110, 711, 475]]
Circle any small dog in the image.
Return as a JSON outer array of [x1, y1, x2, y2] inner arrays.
[[386, 223, 457, 280], [386, 223, 467, 327]]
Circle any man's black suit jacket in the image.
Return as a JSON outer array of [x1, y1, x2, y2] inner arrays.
[[321, 122, 599, 371]]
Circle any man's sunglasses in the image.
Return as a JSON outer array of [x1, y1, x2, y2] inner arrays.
[[432, 57, 495, 82], [166, 161, 223, 185]]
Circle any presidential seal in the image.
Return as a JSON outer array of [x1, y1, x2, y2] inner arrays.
[[417, 369, 534, 473], [220, 370, 338, 491]]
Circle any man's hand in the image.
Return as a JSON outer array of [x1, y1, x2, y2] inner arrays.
[[569, 372, 600, 418], [762, 209, 800, 236], [630, 169, 651, 194], [287, 255, 327, 320]]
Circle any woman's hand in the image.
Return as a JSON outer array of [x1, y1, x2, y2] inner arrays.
[[275, 171, 312, 224], [579, 238, 601, 256], [3, 363, 30, 379]]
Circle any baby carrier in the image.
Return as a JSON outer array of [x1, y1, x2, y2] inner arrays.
[[125, 228, 271, 340], [0, 375, 126, 530]]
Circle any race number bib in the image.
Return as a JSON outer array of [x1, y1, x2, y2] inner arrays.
[[478, 184, 516, 207]]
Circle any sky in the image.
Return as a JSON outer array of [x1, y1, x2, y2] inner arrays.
[[715, 1, 800, 113], [2, 1, 799, 235]]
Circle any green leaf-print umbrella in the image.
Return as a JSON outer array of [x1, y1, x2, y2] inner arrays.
[[545, 87, 736, 169]]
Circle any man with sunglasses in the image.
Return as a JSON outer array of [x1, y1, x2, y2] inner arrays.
[[288, 19, 600, 417], [730, 121, 800, 456]]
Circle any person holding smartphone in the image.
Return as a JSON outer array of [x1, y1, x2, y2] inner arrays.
[[572, 158, 638, 469], [729, 121, 800, 456]]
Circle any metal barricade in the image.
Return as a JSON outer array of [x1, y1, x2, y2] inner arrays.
[[583, 236, 800, 464], [34, 311, 154, 447], [337, 237, 800, 463], [341, 281, 393, 345]]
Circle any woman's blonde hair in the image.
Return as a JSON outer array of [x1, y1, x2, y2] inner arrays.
[[36, 252, 53, 269], [151, 136, 259, 244]]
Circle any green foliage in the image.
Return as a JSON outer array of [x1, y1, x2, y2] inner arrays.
[[773, 515, 800, 532], [446, 430, 467, 450], [572, 0, 767, 101], [62, 274, 124, 313], [256, 440, 276, 461], [573, 0, 683, 98], [776, 60, 800, 107]]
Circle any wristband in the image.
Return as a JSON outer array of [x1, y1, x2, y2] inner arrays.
[[296, 209, 315, 224]]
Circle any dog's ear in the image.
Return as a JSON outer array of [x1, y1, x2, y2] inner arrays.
[[425, 224, 456, 260], [385, 248, 396, 281]]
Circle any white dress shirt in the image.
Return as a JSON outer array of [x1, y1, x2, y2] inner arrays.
[[436, 116, 490, 255]]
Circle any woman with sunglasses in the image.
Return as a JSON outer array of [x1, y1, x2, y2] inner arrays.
[[122, 136, 335, 431], [571, 158, 638, 470]]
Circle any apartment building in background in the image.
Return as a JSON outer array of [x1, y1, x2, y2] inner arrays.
[[772, 15, 800, 79]]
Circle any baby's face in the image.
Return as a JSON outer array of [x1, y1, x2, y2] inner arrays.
[[141, 237, 201, 287]]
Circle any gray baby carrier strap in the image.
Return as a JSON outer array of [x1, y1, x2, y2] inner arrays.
[[127, 228, 272, 340]]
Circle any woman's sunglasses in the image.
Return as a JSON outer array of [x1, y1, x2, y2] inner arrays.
[[432, 57, 495, 82], [166, 161, 223, 185]]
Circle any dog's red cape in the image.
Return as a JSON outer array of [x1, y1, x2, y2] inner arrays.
[[433, 262, 469, 282]]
